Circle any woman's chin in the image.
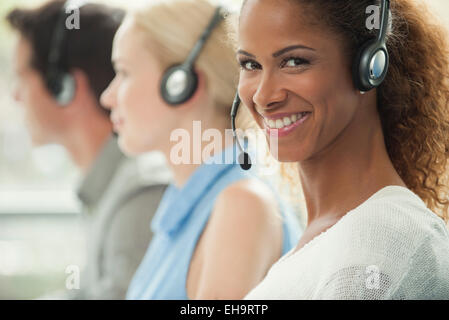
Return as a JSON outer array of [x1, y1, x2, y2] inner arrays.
[[118, 136, 145, 157], [269, 145, 307, 163]]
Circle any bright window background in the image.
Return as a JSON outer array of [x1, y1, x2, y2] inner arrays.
[[0, 0, 447, 299]]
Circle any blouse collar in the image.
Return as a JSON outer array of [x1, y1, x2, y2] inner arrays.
[[151, 143, 240, 235]]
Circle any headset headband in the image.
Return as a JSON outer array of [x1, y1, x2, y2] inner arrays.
[[184, 6, 224, 68], [378, 0, 390, 43], [47, 0, 87, 74]]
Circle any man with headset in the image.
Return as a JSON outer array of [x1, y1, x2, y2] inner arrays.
[[7, 0, 171, 299]]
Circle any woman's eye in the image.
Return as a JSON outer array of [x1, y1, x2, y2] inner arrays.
[[282, 57, 309, 68], [239, 60, 261, 71], [114, 67, 128, 77], [117, 70, 128, 78]]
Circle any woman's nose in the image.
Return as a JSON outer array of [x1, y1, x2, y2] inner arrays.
[[100, 82, 115, 110], [252, 72, 287, 110]]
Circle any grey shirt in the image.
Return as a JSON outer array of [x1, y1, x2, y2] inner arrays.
[[74, 136, 171, 299]]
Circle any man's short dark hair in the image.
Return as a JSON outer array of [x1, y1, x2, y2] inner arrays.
[[7, 0, 125, 115]]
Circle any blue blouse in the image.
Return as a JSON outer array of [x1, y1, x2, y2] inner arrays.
[[126, 144, 301, 300]]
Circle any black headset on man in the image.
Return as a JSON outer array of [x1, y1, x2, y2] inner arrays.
[[45, 0, 84, 106], [231, 0, 391, 171]]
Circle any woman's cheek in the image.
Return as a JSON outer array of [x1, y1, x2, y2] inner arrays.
[[238, 77, 260, 123], [120, 80, 138, 122]]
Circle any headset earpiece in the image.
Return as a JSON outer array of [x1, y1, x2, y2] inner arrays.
[[352, 0, 390, 93], [47, 71, 76, 106], [352, 39, 389, 92], [160, 64, 198, 106], [45, 1, 83, 107], [160, 6, 224, 107]]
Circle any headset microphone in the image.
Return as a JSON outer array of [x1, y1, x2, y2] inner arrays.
[[231, 92, 252, 171]]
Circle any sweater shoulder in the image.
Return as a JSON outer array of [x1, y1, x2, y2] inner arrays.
[[339, 186, 448, 248]]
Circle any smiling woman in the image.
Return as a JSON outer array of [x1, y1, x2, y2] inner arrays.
[[235, 0, 449, 299]]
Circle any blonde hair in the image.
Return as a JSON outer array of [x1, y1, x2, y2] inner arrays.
[[128, 0, 249, 126]]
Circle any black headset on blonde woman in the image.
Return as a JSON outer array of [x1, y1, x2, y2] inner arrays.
[[159, 6, 254, 169], [157, 5, 253, 170], [231, 0, 391, 171]]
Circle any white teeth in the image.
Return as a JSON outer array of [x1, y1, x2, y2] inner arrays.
[[275, 119, 284, 129], [265, 112, 309, 129], [291, 114, 297, 122], [283, 117, 292, 126]]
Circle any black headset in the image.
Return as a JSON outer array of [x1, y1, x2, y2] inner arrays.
[[353, 0, 390, 92], [45, 1, 80, 106], [160, 6, 224, 106], [231, 0, 391, 170]]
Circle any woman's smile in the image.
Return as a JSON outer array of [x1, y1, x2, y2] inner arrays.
[[260, 111, 312, 138]]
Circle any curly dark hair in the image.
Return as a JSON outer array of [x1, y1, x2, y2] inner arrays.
[[242, 0, 449, 222]]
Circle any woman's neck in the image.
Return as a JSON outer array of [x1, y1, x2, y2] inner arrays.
[[162, 113, 233, 188], [298, 106, 406, 225]]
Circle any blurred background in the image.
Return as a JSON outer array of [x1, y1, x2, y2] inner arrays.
[[0, 0, 241, 300], [0, 0, 448, 299]]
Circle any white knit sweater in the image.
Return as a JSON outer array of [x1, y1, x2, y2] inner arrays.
[[245, 186, 449, 300]]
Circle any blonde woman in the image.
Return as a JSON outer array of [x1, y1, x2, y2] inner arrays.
[[236, 0, 449, 299], [100, 0, 301, 300]]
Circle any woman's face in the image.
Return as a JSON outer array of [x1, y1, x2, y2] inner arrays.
[[237, 0, 362, 162], [101, 19, 179, 156]]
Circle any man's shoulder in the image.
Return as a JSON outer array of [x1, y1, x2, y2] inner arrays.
[[102, 151, 171, 208]]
